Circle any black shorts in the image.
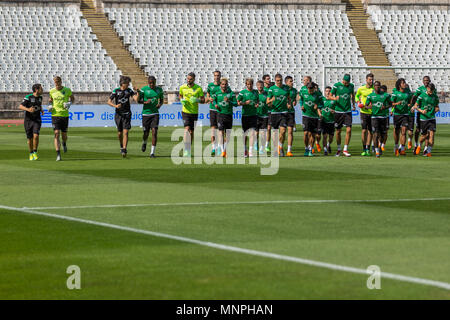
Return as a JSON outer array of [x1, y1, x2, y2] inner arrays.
[[286, 112, 296, 127], [302, 116, 319, 133], [24, 119, 41, 139], [52, 116, 69, 132], [115, 113, 132, 131], [420, 119, 436, 135], [372, 117, 388, 134], [408, 115, 415, 132], [209, 109, 218, 128], [394, 115, 409, 129], [182, 112, 198, 130], [319, 120, 334, 135], [334, 112, 352, 129], [242, 115, 257, 132], [142, 114, 159, 131], [360, 112, 372, 131], [257, 117, 268, 130], [270, 113, 287, 129], [218, 113, 233, 131]]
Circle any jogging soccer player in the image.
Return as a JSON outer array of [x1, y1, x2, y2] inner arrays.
[[267, 73, 292, 157], [312, 82, 324, 153], [380, 85, 390, 151], [405, 83, 415, 150], [237, 78, 259, 157], [300, 77, 322, 153], [411, 76, 436, 155], [319, 86, 336, 156], [108, 76, 137, 158], [365, 81, 391, 158], [285, 76, 298, 157], [206, 70, 231, 156], [412, 83, 439, 157], [391, 78, 413, 156], [329, 74, 355, 157], [299, 82, 321, 157], [355, 73, 374, 156], [213, 78, 237, 157], [49, 76, 74, 161], [256, 80, 269, 154], [18, 83, 44, 160], [136, 76, 164, 158], [179, 72, 205, 157], [262, 74, 273, 152]]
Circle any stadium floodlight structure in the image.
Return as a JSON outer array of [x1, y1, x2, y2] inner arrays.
[[322, 66, 450, 92]]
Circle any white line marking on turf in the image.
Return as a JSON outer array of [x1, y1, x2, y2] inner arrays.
[[1, 204, 449, 291], [23, 197, 450, 210]]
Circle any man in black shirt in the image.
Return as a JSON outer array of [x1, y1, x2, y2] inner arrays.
[[18, 84, 44, 160], [108, 76, 138, 157]]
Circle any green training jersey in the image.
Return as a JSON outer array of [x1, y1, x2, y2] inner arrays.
[[417, 92, 439, 120], [207, 82, 231, 110], [331, 82, 355, 113], [414, 85, 436, 98], [319, 97, 336, 123], [139, 86, 164, 115], [49, 87, 72, 117], [287, 86, 298, 113], [299, 91, 320, 118], [237, 89, 259, 117], [267, 84, 290, 113], [213, 91, 237, 115], [391, 89, 412, 116], [366, 92, 391, 118], [257, 91, 269, 118]]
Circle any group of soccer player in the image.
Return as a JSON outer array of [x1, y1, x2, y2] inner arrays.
[[19, 72, 440, 160]]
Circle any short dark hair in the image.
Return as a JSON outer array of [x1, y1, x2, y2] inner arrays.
[[325, 86, 332, 90], [262, 74, 270, 80], [380, 85, 387, 91], [53, 76, 62, 82], [188, 72, 196, 79], [32, 83, 42, 93], [311, 82, 318, 89], [395, 78, 405, 91], [274, 73, 283, 80], [284, 76, 293, 82], [256, 80, 264, 85], [120, 76, 131, 85], [427, 83, 436, 92], [307, 83, 315, 89], [374, 81, 381, 86], [423, 75, 431, 80], [366, 73, 374, 79], [148, 76, 156, 82], [213, 70, 221, 75]]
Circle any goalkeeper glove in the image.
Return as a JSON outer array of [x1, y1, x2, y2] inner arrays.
[[63, 102, 72, 110]]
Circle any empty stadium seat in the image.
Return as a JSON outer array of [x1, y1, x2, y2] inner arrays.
[[367, 6, 449, 92], [0, 5, 121, 92], [105, 6, 366, 91]]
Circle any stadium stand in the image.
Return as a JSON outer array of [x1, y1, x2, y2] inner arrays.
[[104, 4, 367, 91], [367, 5, 450, 92], [0, 2, 121, 92]]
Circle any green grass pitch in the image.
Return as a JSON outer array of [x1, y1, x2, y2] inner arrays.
[[0, 124, 449, 299]]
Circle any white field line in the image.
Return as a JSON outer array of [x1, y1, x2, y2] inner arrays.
[[1, 204, 449, 291], [23, 197, 450, 210]]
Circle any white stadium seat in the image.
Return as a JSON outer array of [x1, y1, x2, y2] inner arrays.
[[104, 6, 367, 91], [0, 5, 121, 92], [367, 6, 449, 92]]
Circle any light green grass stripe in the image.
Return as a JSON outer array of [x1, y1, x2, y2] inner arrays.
[[23, 197, 450, 210], [1, 204, 449, 291]]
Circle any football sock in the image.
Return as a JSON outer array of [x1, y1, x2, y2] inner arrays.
[[337, 144, 341, 151], [344, 145, 348, 152], [151, 146, 155, 154]]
